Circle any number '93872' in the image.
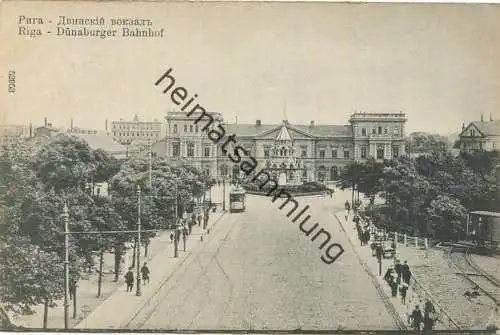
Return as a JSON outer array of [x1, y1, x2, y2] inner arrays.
[[8, 71, 16, 93]]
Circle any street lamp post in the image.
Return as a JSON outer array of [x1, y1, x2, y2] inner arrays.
[[222, 177, 226, 211], [174, 180, 179, 258], [148, 139, 152, 192], [175, 180, 178, 219], [62, 204, 70, 329], [136, 185, 142, 297]]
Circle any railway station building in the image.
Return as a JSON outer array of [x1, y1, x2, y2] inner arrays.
[[153, 111, 407, 183]]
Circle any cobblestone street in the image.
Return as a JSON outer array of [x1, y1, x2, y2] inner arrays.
[[126, 190, 400, 330]]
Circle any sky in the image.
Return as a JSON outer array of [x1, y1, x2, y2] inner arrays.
[[2, 2, 500, 135]]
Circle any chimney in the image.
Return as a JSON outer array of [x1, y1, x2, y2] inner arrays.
[[490, 113, 493, 122], [44, 117, 47, 127], [29, 122, 33, 137], [70, 118, 73, 131], [481, 113, 484, 122], [462, 122, 465, 130], [105, 119, 108, 132], [310, 121, 314, 127], [256, 120, 261, 126]]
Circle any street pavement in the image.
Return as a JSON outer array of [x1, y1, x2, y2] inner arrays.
[[73, 202, 226, 329], [124, 188, 401, 330]]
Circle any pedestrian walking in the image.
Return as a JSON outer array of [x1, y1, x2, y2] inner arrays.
[[423, 299, 437, 332], [345, 200, 351, 213], [402, 260, 412, 285], [394, 260, 402, 284], [399, 281, 408, 304], [191, 213, 196, 232], [69, 278, 77, 300], [141, 262, 150, 285], [409, 305, 423, 331], [390, 273, 398, 297], [384, 267, 394, 286], [125, 267, 134, 292]]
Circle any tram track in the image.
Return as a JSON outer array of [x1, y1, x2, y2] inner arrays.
[[332, 208, 407, 331], [447, 247, 500, 305], [123, 212, 235, 329]]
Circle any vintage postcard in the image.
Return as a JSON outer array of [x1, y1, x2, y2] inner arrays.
[[1, 1, 500, 332]]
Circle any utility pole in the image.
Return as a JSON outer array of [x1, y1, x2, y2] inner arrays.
[[136, 185, 142, 297], [62, 204, 70, 329], [222, 177, 226, 211], [148, 138, 152, 192], [203, 180, 206, 209], [175, 180, 178, 219], [174, 180, 179, 258]]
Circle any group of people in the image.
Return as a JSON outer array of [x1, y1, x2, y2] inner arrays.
[[383, 259, 412, 303], [345, 198, 439, 333], [354, 215, 371, 246], [169, 205, 212, 242], [123, 204, 215, 294], [124, 262, 150, 293], [345, 200, 371, 247], [409, 299, 438, 332]]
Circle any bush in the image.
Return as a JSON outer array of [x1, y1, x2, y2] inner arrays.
[[241, 181, 327, 195]]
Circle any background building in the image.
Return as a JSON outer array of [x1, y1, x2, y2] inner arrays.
[[31, 118, 128, 159], [111, 115, 162, 145], [0, 124, 31, 150], [458, 114, 499, 153], [159, 111, 407, 183]]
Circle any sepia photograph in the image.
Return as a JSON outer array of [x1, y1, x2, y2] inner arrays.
[[1, 1, 500, 332]]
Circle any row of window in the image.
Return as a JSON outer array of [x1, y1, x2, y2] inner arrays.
[[170, 142, 401, 160], [360, 127, 399, 136], [172, 142, 211, 158], [112, 124, 159, 131], [317, 149, 350, 159], [113, 132, 159, 137], [172, 124, 199, 134], [261, 147, 352, 159], [359, 146, 400, 159]]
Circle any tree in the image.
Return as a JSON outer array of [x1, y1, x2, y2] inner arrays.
[[0, 235, 64, 328], [406, 132, 451, 154], [425, 195, 467, 240], [32, 134, 99, 193], [0, 134, 121, 323]]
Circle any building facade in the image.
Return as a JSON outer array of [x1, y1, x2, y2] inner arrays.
[[458, 116, 500, 153], [0, 124, 31, 149], [157, 111, 407, 183], [111, 115, 162, 145]]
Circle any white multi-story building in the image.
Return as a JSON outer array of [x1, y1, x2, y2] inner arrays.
[[0, 124, 31, 149], [153, 110, 407, 183], [111, 115, 162, 145]]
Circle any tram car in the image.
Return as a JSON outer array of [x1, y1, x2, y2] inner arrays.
[[466, 211, 500, 251], [229, 187, 246, 213]]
